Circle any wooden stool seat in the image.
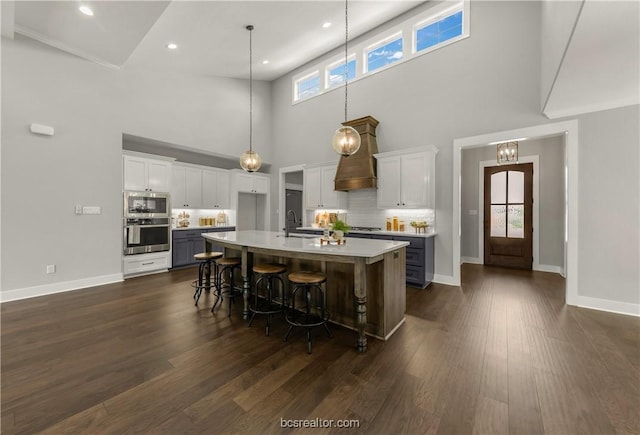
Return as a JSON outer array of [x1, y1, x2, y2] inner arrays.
[[193, 251, 223, 261], [288, 271, 326, 285], [216, 257, 241, 267], [253, 263, 287, 275]]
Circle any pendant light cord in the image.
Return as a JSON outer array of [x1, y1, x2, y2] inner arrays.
[[344, 0, 349, 123], [248, 25, 254, 153]]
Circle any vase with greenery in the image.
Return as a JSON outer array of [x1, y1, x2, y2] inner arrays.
[[331, 219, 351, 240]]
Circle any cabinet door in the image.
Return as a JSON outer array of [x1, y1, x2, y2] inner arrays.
[[253, 175, 269, 194], [185, 168, 203, 208], [376, 157, 402, 208], [215, 171, 230, 208], [172, 238, 192, 267], [202, 170, 218, 208], [123, 156, 148, 191], [171, 166, 187, 208], [320, 166, 342, 208], [304, 167, 322, 208], [401, 153, 428, 208], [235, 173, 255, 193], [147, 160, 171, 192]]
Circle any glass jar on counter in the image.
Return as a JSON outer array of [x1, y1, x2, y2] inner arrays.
[[386, 218, 392, 231], [393, 216, 399, 232], [399, 220, 406, 232]]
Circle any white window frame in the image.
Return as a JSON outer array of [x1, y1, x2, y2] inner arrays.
[[293, 70, 321, 102], [291, 1, 469, 105], [325, 54, 357, 90], [364, 31, 404, 74], [412, 3, 467, 55]]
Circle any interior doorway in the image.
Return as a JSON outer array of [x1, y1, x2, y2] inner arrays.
[[285, 189, 303, 232], [483, 163, 533, 269]]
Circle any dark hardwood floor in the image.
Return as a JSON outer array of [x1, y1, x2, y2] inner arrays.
[[2, 264, 639, 434]]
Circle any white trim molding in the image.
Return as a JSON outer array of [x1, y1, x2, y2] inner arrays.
[[461, 256, 482, 265], [0, 273, 124, 303], [432, 274, 459, 286], [577, 296, 640, 318], [453, 120, 579, 307]]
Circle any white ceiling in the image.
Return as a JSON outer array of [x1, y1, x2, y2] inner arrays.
[[4, 0, 425, 80], [3, 0, 637, 117], [543, 0, 640, 118]]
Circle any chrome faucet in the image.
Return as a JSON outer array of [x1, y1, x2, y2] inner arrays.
[[284, 209, 297, 237]]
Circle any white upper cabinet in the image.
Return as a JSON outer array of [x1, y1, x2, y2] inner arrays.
[[123, 155, 172, 192], [202, 169, 230, 209], [235, 172, 269, 194], [172, 165, 203, 209], [304, 164, 347, 209], [375, 146, 438, 209]]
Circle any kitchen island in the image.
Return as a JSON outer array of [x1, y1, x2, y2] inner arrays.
[[202, 230, 409, 352]]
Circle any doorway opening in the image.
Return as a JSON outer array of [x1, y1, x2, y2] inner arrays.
[[278, 165, 305, 233], [453, 120, 579, 306]]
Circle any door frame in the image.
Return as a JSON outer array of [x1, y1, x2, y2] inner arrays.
[[478, 156, 541, 272], [278, 164, 305, 232], [453, 119, 579, 307]]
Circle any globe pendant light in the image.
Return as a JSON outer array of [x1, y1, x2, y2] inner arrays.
[[331, 0, 361, 157], [240, 25, 262, 172]]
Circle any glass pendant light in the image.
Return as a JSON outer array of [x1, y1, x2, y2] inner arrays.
[[331, 0, 361, 157], [240, 25, 262, 172]]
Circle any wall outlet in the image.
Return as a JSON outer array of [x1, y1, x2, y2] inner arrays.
[[46, 264, 56, 274], [469, 210, 478, 216]]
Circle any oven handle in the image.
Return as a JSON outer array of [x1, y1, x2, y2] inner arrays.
[[129, 224, 171, 229]]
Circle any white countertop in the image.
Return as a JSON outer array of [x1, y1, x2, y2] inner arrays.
[[296, 226, 437, 238], [202, 230, 409, 258]]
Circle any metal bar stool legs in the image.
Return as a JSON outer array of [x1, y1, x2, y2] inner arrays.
[[248, 263, 287, 336], [191, 252, 223, 305], [285, 271, 331, 354], [211, 257, 242, 316]]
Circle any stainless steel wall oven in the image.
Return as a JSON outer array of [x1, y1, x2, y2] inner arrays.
[[123, 192, 171, 255]]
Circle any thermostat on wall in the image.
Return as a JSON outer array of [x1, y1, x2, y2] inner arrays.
[[30, 123, 55, 136]]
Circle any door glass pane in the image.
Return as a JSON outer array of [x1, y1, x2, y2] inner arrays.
[[508, 171, 524, 203], [507, 205, 524, 238], [491, 172, 506, 204], [491, 205, 506, 237]]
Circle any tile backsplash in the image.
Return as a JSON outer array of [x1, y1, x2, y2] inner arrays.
[[306, 189, 435, 232]]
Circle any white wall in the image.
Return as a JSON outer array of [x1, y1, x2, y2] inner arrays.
[[574, 105, 639, 308], [1, 35, 272, 297], [540, 0, 583, 109], [271, 1, 549, 278], [461, 136, 565, 268]]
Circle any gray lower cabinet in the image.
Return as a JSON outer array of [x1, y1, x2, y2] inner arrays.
[[294, 229, 434, 288], [171, 227, 235, 268]]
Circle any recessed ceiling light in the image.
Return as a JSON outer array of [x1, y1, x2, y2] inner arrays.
[[262, 60, 269, 65], [322, 22, 332, 29], [79, 6, 94, 16], [166, 43, 178, 50]]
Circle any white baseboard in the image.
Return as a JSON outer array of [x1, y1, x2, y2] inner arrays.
[[432, 274, 458, 286], [0, 273, 124, 303], [535, 264, 564, 275], [461, 256, 482, 264], [576, 295, 640, 317]]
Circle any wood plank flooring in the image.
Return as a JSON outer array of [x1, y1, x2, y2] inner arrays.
[[2, 264, 638, 434]]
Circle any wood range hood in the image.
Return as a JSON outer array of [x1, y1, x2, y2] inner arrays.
[[334, 115, 379, 191]]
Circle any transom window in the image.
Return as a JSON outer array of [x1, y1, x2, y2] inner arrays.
[[416, 10, 463, 53], [366, 34, 403, 73], [295, 72, 320, 101], [292, 1, 468, 103], [326, 57, 356, 89]]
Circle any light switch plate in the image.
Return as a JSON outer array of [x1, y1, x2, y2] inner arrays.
[[82, 206, 101, 215], [75, 204, 83, 215]]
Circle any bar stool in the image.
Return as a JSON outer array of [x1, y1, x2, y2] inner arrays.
[[248, 263, 288, 336], [191, 251, 223, 305], [211, 257, 242, 316], [284, 271, 332, 354]]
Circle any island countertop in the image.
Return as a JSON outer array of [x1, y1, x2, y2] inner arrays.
[[202, 230, 409, 259]]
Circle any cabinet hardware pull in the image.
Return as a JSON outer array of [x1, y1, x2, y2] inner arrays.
[[142, 262, 153, 265]]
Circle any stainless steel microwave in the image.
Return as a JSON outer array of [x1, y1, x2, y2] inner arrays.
[[124, 191, 170, 218]]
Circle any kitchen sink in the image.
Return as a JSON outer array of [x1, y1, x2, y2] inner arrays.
[[277, 233, 317, 238]]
